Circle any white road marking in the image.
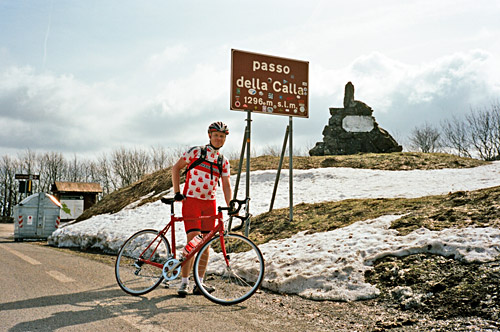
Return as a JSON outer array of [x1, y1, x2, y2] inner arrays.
[[46, 270, 75, 283], [0, 244, 75, 283], [0, 244, 42, 265]]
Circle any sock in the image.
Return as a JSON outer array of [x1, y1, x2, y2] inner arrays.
[[199, 277, 204, 284], [181, 277, 189, 285]]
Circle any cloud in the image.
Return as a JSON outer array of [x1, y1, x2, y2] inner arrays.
[[146, 44, 189, 71], [118, 63, 231, 146], [376, 50, 499, 137], [0, 66, 139, 154], [1, 48, 499, 158], [309, 49, 500, 145], [154, 64, 228, 115]]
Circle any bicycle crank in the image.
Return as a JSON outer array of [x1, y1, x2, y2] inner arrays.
[[162, 258, 181, 281]]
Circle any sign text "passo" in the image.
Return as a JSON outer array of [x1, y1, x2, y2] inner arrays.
[[252, 61, 290, 74]]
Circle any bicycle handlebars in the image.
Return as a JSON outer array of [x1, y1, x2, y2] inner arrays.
[[161, 197, 249, 217], [218, 198, 249, 215]]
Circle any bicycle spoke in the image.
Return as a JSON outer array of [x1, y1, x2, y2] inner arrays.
[[225, 269, 254, 287], [194, 233, 264, 305], [115, 230, 170, 296]]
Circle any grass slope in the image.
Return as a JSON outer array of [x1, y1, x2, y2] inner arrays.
[[77, 152, 486, 222]]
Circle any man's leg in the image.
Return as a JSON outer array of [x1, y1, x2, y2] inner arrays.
[[193, 199, 217, 294], [196, 237, 210, 279], [179, 198, 202, 297]]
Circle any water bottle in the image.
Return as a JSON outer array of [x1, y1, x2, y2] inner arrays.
[[182, 234, 203, 258]]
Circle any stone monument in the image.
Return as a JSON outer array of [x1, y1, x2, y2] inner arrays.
[[309, 82, 402, 156]]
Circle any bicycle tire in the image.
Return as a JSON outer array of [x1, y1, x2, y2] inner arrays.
[[115, 229, 171, 296], [193, 233, 265, 305]]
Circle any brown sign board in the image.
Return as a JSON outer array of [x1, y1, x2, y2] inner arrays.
[[230, 49, 309, 118], [15, 174, 40, 180]]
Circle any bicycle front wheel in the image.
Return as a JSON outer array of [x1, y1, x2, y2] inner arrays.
[[193, 233, 265, 305], [115, 229, 171, 296]]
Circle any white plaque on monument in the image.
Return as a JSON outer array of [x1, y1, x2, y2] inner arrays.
[[342, 115, 374, 132]]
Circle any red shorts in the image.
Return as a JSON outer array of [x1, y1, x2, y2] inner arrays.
[[182, 197, 217, 234]]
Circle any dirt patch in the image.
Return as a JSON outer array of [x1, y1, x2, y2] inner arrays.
[[365, 254, 500, 322]]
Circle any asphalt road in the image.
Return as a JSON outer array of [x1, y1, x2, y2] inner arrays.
[[0, 224, 311, 332]]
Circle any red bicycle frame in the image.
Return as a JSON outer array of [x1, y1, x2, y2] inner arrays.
[[137, 204, 230, 270]]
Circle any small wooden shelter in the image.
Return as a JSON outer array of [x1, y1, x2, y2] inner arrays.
[[51, 182, 102, 220]]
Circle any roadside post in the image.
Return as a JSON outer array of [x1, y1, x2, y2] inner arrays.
[[15, 173, 40, 200], [230, 49, 309, 224]]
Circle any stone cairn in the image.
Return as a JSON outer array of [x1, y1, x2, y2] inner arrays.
[[309, 82, 402, 156]]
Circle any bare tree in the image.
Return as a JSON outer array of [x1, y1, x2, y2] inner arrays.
[[492, 101, 500, 159], [130, 148, 150, 181], [150, 145, 171, 171], [408, 122, 442, 153], [111, 147, 132, 188], [262, 145, 281, 157], [67, 154, 83, 182], [97, 153, 114, 195], [0, 155, 19, 219], [81, 160, 101, 184], [466, 106, 496, 161], [111, 147, 151, 188], [18, 149, 37, 173], [441, 116, 472, 158], [38, 151, 67, 191]]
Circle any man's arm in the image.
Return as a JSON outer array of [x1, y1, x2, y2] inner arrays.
[[171, 158, 188, 194], [221, 175, 232, 206]]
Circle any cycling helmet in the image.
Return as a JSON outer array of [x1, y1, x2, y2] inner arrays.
[[208, 121, 229, 135]]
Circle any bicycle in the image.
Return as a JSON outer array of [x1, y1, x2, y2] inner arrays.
[[114, 197, 265, 305]]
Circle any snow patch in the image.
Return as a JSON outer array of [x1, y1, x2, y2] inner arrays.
[[49, 162, 500, 300]]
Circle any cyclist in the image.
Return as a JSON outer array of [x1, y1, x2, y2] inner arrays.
[[171, 121, 232, 296]]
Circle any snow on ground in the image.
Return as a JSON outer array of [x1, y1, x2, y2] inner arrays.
[[49, 162, 500, 300], [259, 215, 500, 301]]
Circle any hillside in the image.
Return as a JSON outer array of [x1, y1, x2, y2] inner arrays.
[[66, 152, 500, 327], [77, 152, 486, 222]]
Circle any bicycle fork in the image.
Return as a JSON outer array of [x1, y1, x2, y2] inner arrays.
[[220, 234, 231, 267]]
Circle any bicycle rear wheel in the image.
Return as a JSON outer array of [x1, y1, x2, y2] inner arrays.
[[115, 229, 170, 295], [193, 233, 265, 305]]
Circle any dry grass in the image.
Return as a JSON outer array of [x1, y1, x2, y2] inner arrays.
[[249, 186, 500, 246], [231, 152, 486, 172], [77, 152, 487, 222]]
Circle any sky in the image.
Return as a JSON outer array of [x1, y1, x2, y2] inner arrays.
[[45, 162, 500, 301], [1, 0, 500, 159]]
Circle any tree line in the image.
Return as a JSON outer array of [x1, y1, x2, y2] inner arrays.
[[0, 145, 185, 221], [2, 102, 498, 221], [408, 101, 500, 160]]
